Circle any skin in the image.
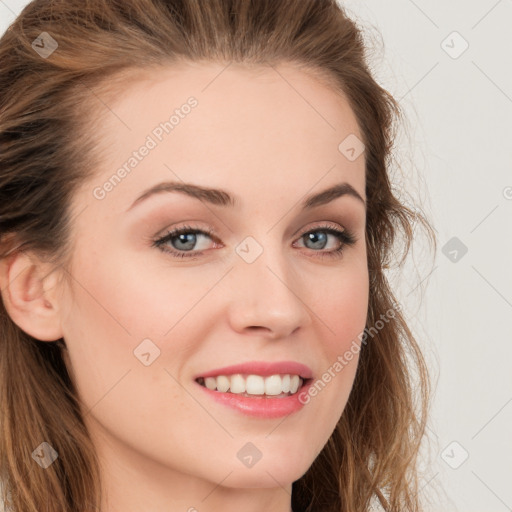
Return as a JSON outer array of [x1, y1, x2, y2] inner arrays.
[[1, 62, 368, 512]]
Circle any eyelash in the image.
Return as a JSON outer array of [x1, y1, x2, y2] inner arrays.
[[152, 223, 357, 260]]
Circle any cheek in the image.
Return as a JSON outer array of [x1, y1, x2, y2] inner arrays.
[[313, 259, 369, 355], [324, 284, 368, 337], [296, 261, 368, 445], [64, 243, 214, 342], [59, 245, 223, 409], [59, 259, 196, 452], [327, 267, 369, 383]]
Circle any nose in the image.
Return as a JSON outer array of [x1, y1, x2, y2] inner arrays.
[[226, 244, 313, 339]]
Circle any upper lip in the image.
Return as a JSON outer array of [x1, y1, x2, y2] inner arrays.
[[195, 361, 313, 380]]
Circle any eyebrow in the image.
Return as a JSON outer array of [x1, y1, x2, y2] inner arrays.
[[127, 180, 366, 211]]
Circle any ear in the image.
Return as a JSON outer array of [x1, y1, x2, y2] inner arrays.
[[0, 249, 64, 342]]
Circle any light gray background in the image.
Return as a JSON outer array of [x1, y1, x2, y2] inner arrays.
[[1, 1, 511, 511]]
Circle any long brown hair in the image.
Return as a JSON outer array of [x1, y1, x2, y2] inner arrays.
[[0, 1, 436, 510]]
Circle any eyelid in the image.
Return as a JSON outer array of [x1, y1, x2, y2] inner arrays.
[[295, 220, 346, 237], [153, 220, 347, 245]]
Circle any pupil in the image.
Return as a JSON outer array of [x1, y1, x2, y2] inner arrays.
[[174, 233, 196, 250], [307, 232, 327, 249]]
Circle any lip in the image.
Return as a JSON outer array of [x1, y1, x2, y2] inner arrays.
[[194, 360, 314, 380], [195, 378, 313, 419]]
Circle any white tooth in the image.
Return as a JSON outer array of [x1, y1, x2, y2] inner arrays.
[[289, 375, 300, 394], [216, 375, 230, 392], [265, 375, 283, 395], [230, 374, 246, 394], [245, 375, 265, 395], [281, 374, 291, 393], [204, 377, 217, 390], [204, 373, 303, 395]]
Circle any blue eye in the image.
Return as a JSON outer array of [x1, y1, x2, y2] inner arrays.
[[153, 224, 217, 258], [153, 223, 357, 260], [295, 227, 357, 259]]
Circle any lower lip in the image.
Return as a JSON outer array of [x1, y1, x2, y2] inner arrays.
[[196, 380, 313, 419]]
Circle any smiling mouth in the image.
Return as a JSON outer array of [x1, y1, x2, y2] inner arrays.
[[196, 373, 310, 398]]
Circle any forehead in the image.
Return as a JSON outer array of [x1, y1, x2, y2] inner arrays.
[[73, 62, 365, 216]]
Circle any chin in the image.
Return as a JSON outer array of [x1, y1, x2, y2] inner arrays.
[[216, 450, 313, 489], [222, 467, 307, 489]]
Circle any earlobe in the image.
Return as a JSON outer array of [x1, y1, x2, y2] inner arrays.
[[0, 249, 64, 342]]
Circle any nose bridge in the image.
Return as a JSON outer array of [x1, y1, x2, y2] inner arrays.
[[226, 234, 312, 336]]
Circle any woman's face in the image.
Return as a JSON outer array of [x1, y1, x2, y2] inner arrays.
[[57, 62, 368, 506]]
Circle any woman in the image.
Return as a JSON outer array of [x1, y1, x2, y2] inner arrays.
[[0, 1, 436, 511]]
